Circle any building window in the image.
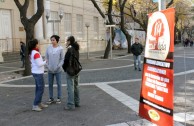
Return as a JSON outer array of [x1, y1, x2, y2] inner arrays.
[[93, 17, 99, 39], [51, 11, 59, 35], [76, 14, 83, 39], [64, 13, 72, 38]]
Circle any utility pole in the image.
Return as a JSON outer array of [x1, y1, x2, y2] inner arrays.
[[106, 25, 115, 59], [158, 0, 166, 11], [85, 22, 90, 59]]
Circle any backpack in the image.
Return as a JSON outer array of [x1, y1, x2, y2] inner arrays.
[[66, 49, 82, 76]]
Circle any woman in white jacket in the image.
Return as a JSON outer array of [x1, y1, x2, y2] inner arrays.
[[29, 39, 48, 112]]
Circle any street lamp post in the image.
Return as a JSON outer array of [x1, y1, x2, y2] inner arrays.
[[104, 16, 115, 59], [158, 0, 166, 11], [46, 9, 64, 35], [85, 22, 90, 59], [106, 25, 115, 59]]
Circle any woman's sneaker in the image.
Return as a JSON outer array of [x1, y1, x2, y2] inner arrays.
[[56, 98, 61, 104], [39, 103, 48, 109], [32, 105, 42, 112], [47, 98, 55, 104]]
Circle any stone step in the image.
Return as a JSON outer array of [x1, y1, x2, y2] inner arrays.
[[2, 51, 21, 62]]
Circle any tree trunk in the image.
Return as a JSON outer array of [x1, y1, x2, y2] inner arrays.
[[103, 27, 115, 59], [103, 39, 111, 59], [119, 0, 132, 53], [14, 0, 44, 76], [103, 0, 114, 59], [24, 23, 35, 76], [126, 33, 132, 53], [177, 31, 181, 44], [120, 28, 131, 53]]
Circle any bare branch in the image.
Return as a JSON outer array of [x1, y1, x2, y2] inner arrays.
[[14, 0, 22, 10], [167, 0, 174, 8], [14, 0, 29, 26], [108, 0, 114, 24], [121, 0, 127, 9], [30, 0, 44, 24], [91, 0, 105, 19], [23, 0, 30, 12]]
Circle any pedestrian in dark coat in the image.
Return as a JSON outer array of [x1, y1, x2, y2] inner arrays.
[[131, 38, 143, 71], [20, 41, 26, 68]]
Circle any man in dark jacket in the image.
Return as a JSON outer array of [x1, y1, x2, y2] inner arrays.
[[131, 38, 143, 71]]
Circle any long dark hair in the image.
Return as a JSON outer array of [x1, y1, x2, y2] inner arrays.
[[67, 36, 80, 50], [28, 39, 38, 55], [67, 36, 75, 45]]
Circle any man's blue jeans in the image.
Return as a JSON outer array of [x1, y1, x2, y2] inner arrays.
[[48, 72, 62, 99], [66, 73, 80, 107], [133, 55, 141, 69], [32, 74, 45, 106]]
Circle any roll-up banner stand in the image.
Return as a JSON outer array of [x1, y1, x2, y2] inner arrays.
[[139, 8, 175, 126]]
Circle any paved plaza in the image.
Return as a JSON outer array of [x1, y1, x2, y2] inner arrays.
[[0, 47, 194, 126]]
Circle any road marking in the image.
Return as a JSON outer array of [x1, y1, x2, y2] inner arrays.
[[0, 70, 192, 125], [82, 64, 134, 72], [177, 54, 194, 56], [174, 56, 194, 59], [96, 83, 139, 113], [0, 83, 97, 88], [97, 84, 185, 125], [106, 122, 130, 126], [174, 69, 194, 76], [1, 67, 194, 86], [174, 112, 194, 122], [107, 119, 183, 126], [0, 75, 33, 84], [107, 119, 156, 126], [113, 54, 132, 59], [0, 79, 141, 87], [80, 52, 131, 60], [186, 80, 194, 84], [113, 59, 134, 61]]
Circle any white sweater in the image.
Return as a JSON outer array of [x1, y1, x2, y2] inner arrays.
[[30, 50, 46, 74]]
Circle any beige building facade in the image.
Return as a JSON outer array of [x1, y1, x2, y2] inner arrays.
[[0, 0, 106, 59]]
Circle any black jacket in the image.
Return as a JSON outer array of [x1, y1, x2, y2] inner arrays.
[[20, 44, 26, 57], [131, 43, 143, 56], [63, 43, 79, 72]]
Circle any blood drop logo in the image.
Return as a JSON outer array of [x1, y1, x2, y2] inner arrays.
[[145, 12, 170, 60]]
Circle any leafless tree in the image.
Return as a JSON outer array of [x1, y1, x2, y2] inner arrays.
[[14, 0, 44, 75], [91, 0, 115, 58]]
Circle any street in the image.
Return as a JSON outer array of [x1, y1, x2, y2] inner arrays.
[[0, 46, 194, 126]]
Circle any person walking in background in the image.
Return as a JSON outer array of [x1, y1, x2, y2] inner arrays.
[[190, 39, 193, 47], [29, 39, 48, 112], [20, 41, 26, 68], [63, 36, 80, 110], [46, 35, 64, 104], [131, 38, 143, 71]]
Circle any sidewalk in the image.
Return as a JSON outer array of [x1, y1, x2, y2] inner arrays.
[[0, 85, 141, 126], [0, 46, 193, 126], [0, 50, 140, 126]]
